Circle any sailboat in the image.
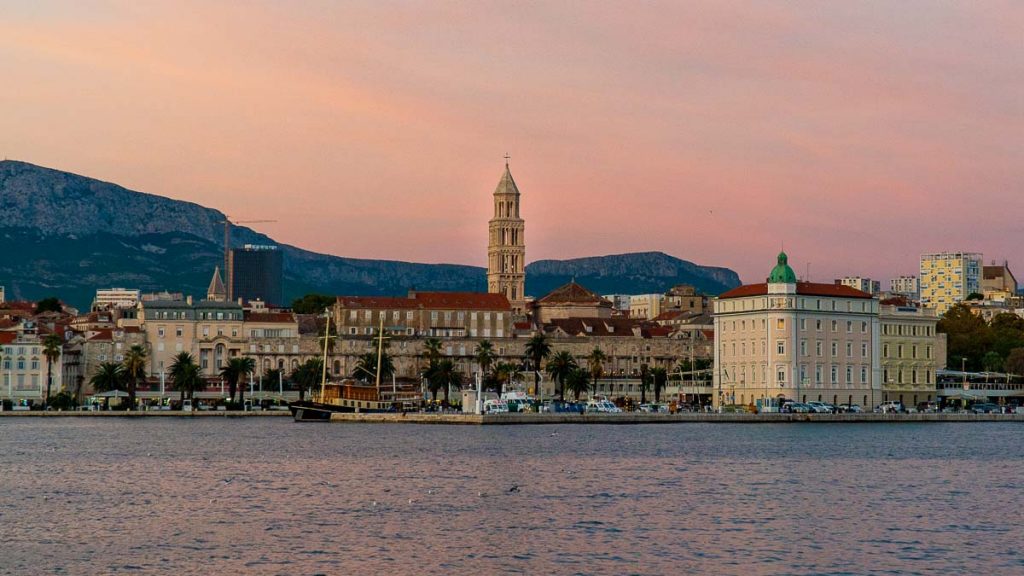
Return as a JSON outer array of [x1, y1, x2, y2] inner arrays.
[[289, 312, 412, 422]]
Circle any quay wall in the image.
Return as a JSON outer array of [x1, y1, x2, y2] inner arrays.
[[0, 410, 290, 417], [328, 412, 1024, 425]]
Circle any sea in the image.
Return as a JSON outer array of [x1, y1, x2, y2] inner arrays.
[[1, 419, 1021, 575]]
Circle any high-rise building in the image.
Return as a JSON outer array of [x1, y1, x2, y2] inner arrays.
[[228, 245, 283, 305], [981, 262, 1017, 296], [93, 288, 141, 310], [487, 160, 526, 315], [835, 277, 880, 295], [889, 275, 919, 299], [919, 252, 982, 315]]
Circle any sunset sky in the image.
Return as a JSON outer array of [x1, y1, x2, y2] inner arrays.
[[1, 1, 1021, 285]]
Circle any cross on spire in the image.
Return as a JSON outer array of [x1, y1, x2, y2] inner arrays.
[[504, 153, 511, 166]]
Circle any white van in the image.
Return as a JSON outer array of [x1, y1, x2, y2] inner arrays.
[[181, 399, 193, 412], [483, 399, 509, 414]]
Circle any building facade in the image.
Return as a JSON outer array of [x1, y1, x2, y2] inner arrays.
[[93, 288, 141, 311], [879, 304, 942, 407], [629, 294, 663, 320], [334, 292, 513, 340], [836, 277, 881, 295], [889, 275, 920, 299], [486, 161, 526, 316], [228, 245, 283, 305], [920, 252, 982, 315], [714, 252, 881, 409]]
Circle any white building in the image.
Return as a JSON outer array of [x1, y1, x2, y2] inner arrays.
[[629, 294, 663, 320], [836, 277, 880, 295], [714, 252, 881, 410], [93, 288, 141, 310], [889, 275, 919, 299]]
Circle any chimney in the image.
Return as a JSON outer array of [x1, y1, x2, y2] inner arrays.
[[186, 295, 193, 306]]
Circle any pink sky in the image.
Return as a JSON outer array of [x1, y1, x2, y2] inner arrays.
[[1, 1, 1021, 286]]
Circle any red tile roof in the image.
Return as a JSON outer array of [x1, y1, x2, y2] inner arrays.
[[244, 312, 296, 323], [718, 282, 874, 300], [536, 282, 610, 306], [337, 292, 511, 311], [0, 332, 16, 345]]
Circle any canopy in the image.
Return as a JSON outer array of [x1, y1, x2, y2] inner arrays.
[[92, 390, 130, 398]]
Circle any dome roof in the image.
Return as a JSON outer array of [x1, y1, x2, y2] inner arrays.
[[768, 251, 797, 284]]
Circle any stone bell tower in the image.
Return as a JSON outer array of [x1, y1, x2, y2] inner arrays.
[[487, 157, 526, 315]]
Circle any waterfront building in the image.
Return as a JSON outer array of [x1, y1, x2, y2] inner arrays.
[[228, 245, 283, 305], [836, 277, 881, 295], [532, 282, 613, 325], [919, 252, 982, 315], [879, 303, 943, 407], [889, 275, 920, 299], [982, 262, 1017, 301], [713, 252, 881, 409], [0, 320, 63, 402], [92, 288, 141, 311], [79, 326, 146, 394], [334, 291, 513, 339], [486, 160, 526, 316]]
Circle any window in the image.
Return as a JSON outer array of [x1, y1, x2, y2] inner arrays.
[[800, 340, 807, 356], [349, 310, 357, 320], [800, 319, 807, 330], [830, 365, 838, 383], [926, 346, 932, 359], [831, 320, 838, 332], [816, 320, 822, 331], [845, 366, 852, 384], [846, 321, 852, 333], [912, 345, 918, 359], [816, 341, 823, 356], [176, 327, 183, 338], [861, 343, 867, 358], [831, 342, 837, 357], [800, 364, 807, 383], [846, 342, 852, 357], [158, 327, 165, 338], [365, 310, 373, 320], [777, 340, 785, 355], [897, 345, 904, 358], [776, 366, 786, 383], [815, 365, 822, 384], [776, 319, 785, 330], [861, 366, 867, 383], [883, 344, 889, 358]]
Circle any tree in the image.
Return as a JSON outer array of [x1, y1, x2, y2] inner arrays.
[[290, 358, 323, 401], [169, 352, 203, 404], [651, 366, 668, 404], [938, 304, 990, 371], [122, 344, 148, 409], [982, 351, 1003, 373], [42, 333, 62, 408], [638, 364, 651, 405], [34, 297, 62, 314], [586, 348, 606, 396], [1004, 348, 1024, 377], [475, 340, 495, 377], [220, 356, 255, 404], [430, 358, 462, 406], [291, 294, 336, 315], [564, 368, 590, 401], [353, 348, 394, 384], [524, 333, 552, 397], [422, 338, 443, 365], [965, 292, 984, 301], [989, 313, 1024, 359], [546, 350, 577, 402], [264, 368, 284, 393], [491, 362, 521, 395], [90, 362, 124, 408]]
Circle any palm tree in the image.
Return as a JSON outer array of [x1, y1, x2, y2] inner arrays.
[[492, 361, 521, 395], [353, 349, 395, 383], [564, 368, 590, 401], [42, 333, 62, 408], [169, 352, 203, 405], [586, 347, 606, 397], [524, 333, 551, 397], [220, 356, 255, 404], [264, 367, 283, 394], [546, 350, 578, 402], [122, 344, 148, 409], [651, 366, 668, 404], [90, 362, 124, 409], [475, 340, 495, 377], [431, 358, 462, 406], [290, 358, 323, 401], [422, 338, 442, 365], [638, 363, 651, 405]]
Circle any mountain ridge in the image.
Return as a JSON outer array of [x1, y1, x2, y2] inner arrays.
[[0, 160, 741, 308]]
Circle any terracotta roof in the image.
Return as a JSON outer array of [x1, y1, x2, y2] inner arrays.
[[337, 292, 511, 311], [244, 311, 296, 323], [653, 310, 688, 321], [879, 296, 910, 306], [643, 326, 673, 338], [88, 329, 113, 342], [544, 317, 644, 337], [536, 282, 611, 306], [0, 332, 16, 345], [718, 282, 874, 300], [513, 321, 532, 330]]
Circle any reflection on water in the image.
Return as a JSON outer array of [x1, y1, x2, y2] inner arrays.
[[1, 420, 1022, 575]]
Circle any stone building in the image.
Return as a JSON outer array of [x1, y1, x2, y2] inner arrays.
[[713, 252, 881, 409], [879, 303, 943, 407], [531, 282, 613, 325], [333, 292, 513, 339], [486, 161, 526, 315], [79, 326, 146, 394]]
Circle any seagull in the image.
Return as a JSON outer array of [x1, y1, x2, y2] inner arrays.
[[221, 478, 233, 484], [372, 501, 378, 507], [478, 491, 485, 497], [508, 485, 520, 493], [408, 498, 414, 504], [427, 489, 435, 495]]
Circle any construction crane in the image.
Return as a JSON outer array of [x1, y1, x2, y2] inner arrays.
[[219, 217, 277, 299]]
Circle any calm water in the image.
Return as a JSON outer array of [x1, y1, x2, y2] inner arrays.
[[1, 419, 1022, 575]]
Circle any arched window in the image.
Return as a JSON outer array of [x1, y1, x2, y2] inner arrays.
[[333, 360, 341, 375]]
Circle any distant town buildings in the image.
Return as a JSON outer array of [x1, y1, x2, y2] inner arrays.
[[487, 161, 526, 316], [835, 277, 880, 295], [92, 288, 141, 311], [889, 275, 919, 299], [982, 262, 1017, 300], [919, 251, 983, 315], [879, 303, 943, 406], [228, 245, 283, 306], [629, 294, 663, 320]]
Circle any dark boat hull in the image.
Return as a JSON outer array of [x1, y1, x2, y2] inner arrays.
[[288, 400, 394, 422]]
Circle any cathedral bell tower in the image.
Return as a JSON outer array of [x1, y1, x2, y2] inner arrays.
[[487, 157, 526, 315]]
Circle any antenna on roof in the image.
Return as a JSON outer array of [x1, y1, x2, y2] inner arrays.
[[806, 263, 810, 282]]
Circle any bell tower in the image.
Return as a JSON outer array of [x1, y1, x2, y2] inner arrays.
[[487, 156, 526, 315]]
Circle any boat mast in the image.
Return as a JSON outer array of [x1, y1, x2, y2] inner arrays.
[[375, 314, 384, 393], [319, 308, 331, 400]]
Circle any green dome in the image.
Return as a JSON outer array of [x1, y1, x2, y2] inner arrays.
[[768, 251, 797, 283]]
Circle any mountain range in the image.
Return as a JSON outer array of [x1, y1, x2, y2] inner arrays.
[[0, 160, 741, 309]]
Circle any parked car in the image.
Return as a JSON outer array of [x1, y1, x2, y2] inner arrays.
[[782, 402, 811, 413], [971, 403, 999, 414], [806, 401, 834, 413], [876, 401, 902, 413]]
